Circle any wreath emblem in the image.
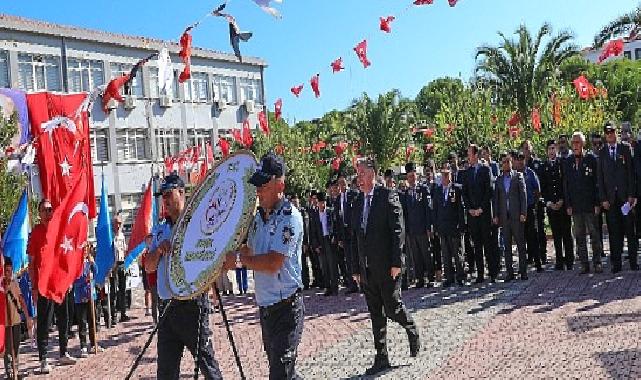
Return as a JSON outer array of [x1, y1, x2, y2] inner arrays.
[[282, 225, 294, 245]]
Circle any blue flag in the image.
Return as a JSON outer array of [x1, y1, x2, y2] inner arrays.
[[94, 175, 114, 286], [3, 190, 29, 273], [18, 272, 35, 318]]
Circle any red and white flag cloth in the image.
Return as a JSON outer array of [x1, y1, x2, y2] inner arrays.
[[27, 92, 96, 218], [598, 39, 624, 63], [258, 111, 270, 135], [274, 98, 283, 120], [179, 28, 193, 83], [310, 74, 321, 98], [242, 119, 254, 148], [291, 84, 304, 97], [354, 40, 371, 68], [39, 172, 89, 303], [380, 16, 395, 33], [573, 75, 596, 100], [218, 138, 231, 157]]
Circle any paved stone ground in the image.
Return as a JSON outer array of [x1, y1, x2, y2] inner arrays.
[[12, 241, 641, 379]]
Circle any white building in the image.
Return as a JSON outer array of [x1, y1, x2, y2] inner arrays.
[[581, 36, 641, 63], [0, 14, 267, 233]]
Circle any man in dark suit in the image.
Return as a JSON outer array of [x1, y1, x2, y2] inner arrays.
[[481, 146, 504, 269], [522, 140, 548, 265], [564, 132, 603, 274], [462, 144, 497, 283], [400, 162, 433, 288], [597, 123, 638, 273], [306, 191, 323, 288], [334, 173, 359, 294], [541, 139, 574, 270], [493, 153, 528, 281], [350, 158, 420, 376], [432, 162, 466, 286], [310, 192, 338, 295]]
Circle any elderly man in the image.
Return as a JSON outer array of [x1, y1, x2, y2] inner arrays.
[[351, 157, 420, 376], [514, 151, 542, 273], [145, 174, 223, 379], [564, 132, 603, 274], [225, 152, 305, 379], [110, 215, 129, 325]]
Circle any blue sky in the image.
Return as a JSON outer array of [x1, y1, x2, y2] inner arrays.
[[4, 0, 638, 122]]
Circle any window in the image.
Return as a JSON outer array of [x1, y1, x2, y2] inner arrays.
[[173, 71, 180, 99], [157, 128, 182, 158], [116, 129, 150, 161], [67, 58, 104, 92], [148, 67, 160, 98], [90, 128, 109, 162], [187, 129, 211, 157], [239, 77, 262, 104], [189, 73, 209, 102], [0, 51, 8, 88], [17, 54, 62, 92], [624, 50, 632, 59], [213, 76, 237, 104], [109, 62, 143, 97], [635, 48, 641, 60]]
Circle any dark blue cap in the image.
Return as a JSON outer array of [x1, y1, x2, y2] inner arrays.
[[159, 173, 185, 193], [249, 152, 287, 187]]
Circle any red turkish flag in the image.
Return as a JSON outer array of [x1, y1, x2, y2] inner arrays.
[[232, 128, 243, 145], [573, 75, 595, 100], [274, 98, 283, 121], [258, 111, 270, 135], [331, 57, 344, 73], [102, 74, 130, 112], [331, 157, 341, 171], [179, 29, 193, 83], [206, 141, 214, 164], [380, 16, 395, 33], [27, 92, 96, 219], [598, 39, 624, 63], [310, 74, 321, 98], [39, 172, 89, 303], [507, 111, 521, 127], [531, 107, 541, 133], [242, 119, 254, 148], [334, 141, 348, 156], [413, 0, 434, 4], [448, 0, 458, 6], [218, 138, 230, 157], [291, 84, 304, 97], [0, 256, 5, 354], [354, 40, 371, 68]]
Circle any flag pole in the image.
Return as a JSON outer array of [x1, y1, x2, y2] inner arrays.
[[5, 291, 18, 380], [88, 265, 99, 354]]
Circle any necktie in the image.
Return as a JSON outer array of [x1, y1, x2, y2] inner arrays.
[[610, 146, 615, 159], [362, 194, 372, 231]]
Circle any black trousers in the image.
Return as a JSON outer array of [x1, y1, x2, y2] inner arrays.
[[536, 200, 547, 261], [4, 324, 21, 375], [110, 263, 127, 320], [309, 252, 323, 287], [547, 208, 574, 269], [260, 291, 305, 380], [362, 269, 417, 358], [319, 237, 338, 292], [75, 302, 96, 349], [157, 297, 222, 379], [406, 233, 432, 283], [36, 295, 69, 360], [431, 235, 442, 275], [605, 204, 638, 270], [526, 206, 542, 268], [463, 229, 474, 273], [338, 236, 358, 290], [301, 246, 311, 288], [469, 214, 498, 279]]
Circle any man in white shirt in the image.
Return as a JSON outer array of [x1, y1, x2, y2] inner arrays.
[[311, 192, 338, 296], [110, 215, 130, 324]]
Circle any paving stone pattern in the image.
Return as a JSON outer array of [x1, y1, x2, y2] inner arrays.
[[15, 241, 641, 379]]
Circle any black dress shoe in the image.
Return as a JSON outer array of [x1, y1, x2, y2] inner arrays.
[[580, 265, 590, 275], [474, 277, 484, 284], [365, 357, 391, 376], [520, 273, 528, 281], [489, 276, 497, 283], [120, 315, 131, 322], [415, 280, 425, 289], [566, 265, 573, 271], [407, 331, 421, 357], [554, 265, 564, 271], [504, 275, 514, 283], [536, 267, 544, 273], [612, 266, 621, 274], [442, 281, 453, 288]]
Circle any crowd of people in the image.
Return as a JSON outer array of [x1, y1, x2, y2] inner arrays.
[[298, 122, 639, 297], [6, 121, 641, 379]]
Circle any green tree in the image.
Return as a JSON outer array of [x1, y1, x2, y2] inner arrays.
[[415, 77, 465, 120], [347, 90, 414, 171], [0, 111, 27, 231], [475, 23, 578, 126], [594, 4, 641, 46]]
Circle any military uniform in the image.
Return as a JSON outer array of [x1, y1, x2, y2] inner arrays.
[[541, 158, 574, 270]]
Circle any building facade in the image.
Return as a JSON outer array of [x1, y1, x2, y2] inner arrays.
[[0, 14, 267, 233], [581, 37, 641, 63]]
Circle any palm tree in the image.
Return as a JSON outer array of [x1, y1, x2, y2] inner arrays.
[[347, 90, 414, 171], [594, 5, 641, 47], [475, 23, 578, 126]]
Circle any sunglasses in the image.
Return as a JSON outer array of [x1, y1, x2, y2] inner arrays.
[[40, 207, 53, 213]]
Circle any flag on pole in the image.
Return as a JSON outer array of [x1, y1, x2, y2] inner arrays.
[[124, 180, 157, 270], [2, 190, 30, 273], [94, 175, 114, 286]]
